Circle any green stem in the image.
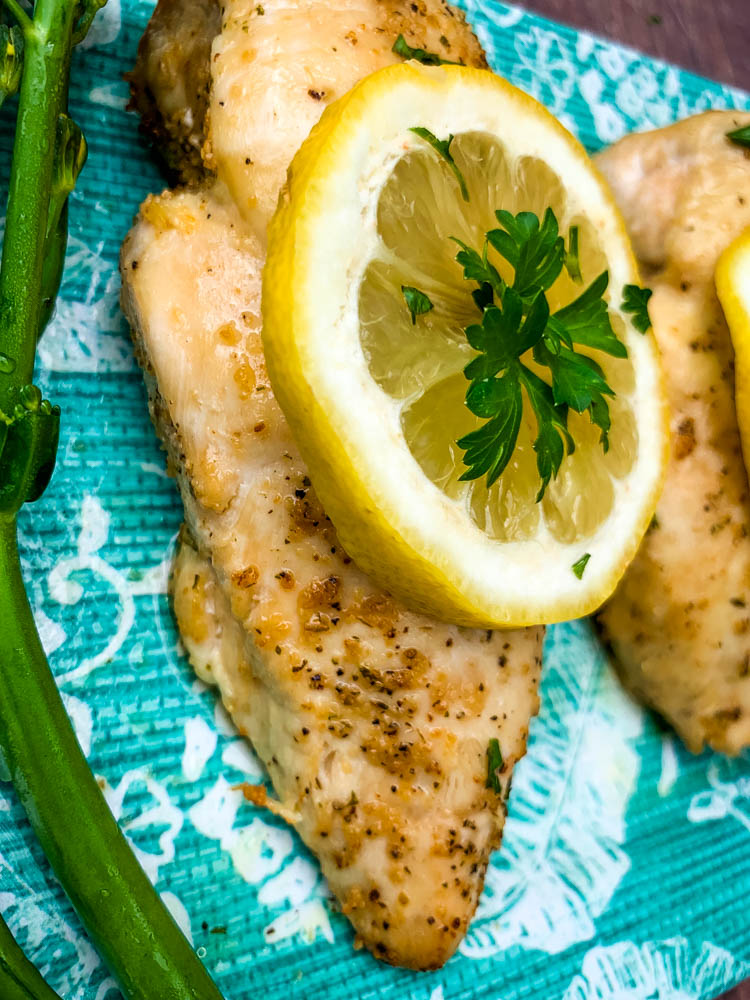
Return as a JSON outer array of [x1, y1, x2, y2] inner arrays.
[[0, 521, 225, 999], [0, 0, 74, 409], [0, 913, 62, 1000], [39, 202, 68, 334], [1, 0, 32, 36]]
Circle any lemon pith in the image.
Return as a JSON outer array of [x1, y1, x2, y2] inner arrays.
[[262, 63, 668, 627]]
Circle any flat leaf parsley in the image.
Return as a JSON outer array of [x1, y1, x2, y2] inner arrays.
[[454, 208, 627, 499]]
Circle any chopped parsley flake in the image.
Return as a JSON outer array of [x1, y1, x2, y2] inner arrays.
[[401, 285, 434, 324], [564, 224, 582, 283], [486, 738, 503, 793], [410, 126, 469, 202], [727, 125, 750, 150], [621, 283, 653, 333], [572, 553, 591, 579], [392, 33, 460, 66]]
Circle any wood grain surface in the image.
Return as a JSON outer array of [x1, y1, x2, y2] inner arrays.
[[720, 984, 750, 1000], [521, 0, 750, 89], [517, 6, 749, 999]]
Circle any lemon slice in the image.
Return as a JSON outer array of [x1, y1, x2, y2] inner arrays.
[[262, 63, 667, 627], [717, 226, 750, 473]]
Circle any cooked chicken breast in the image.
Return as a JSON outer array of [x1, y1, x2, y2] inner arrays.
[[596, 111, 750, 755], [208, 0, 485, 230], [121, 0, 541, 970], [128, 0, 485, 198]]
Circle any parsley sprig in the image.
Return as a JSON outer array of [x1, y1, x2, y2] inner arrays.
[[455, 208, 628, 499]]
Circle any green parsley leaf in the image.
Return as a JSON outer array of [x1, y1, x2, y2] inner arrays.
[[488, 207, 564, 299], [454, 208, 626, 499], [532, 341, 614, 450], [472, 281, 495, 313], [727, 125, 750, 150], [572, 553, 591, 579], [536, 342, 614, 413], [564, 225, 583, 283], [458, 368, 523, 486], [401, 285, 434, 324], [552, 271, 627, 357], [410, 127, 469, 202], [588, 393, 612, 452], [518, 365, 574, 500], [392, 33, 460, 66], [451, 237, 504, 298], [621, 283, 653, 333], [462, 290, 546, 381], [486, 738, 503, 793]]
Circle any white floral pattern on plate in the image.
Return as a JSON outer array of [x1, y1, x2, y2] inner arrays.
[[564, 938, 750, 1000]]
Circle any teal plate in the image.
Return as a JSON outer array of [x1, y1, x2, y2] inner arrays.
[[3, 3, 750, 998]]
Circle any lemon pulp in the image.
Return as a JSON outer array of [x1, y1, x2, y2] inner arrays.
[[359, 131, 639, 544]]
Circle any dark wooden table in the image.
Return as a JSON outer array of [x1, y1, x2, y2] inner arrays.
[[518, 3, 749, 994], [522, 0, 750, 90]]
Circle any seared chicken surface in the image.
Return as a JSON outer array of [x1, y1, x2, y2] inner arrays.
[[208, 0, 486, 230], [121, 0, 541, 970], [597, 111, 750, 755], [128, 0, 485, 194], [127, 0, 220, 183]]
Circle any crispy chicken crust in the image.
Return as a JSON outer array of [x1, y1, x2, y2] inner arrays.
[[126, 0, 220, 183]]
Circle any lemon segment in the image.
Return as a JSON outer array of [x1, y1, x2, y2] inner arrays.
[[262, 63, 668, 627], [717, 227, 750, 475]]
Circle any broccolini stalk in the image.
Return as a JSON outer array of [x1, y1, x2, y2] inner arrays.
[[41, 115, 87, 331], [0, 912, 62, 999], [0, 1, 228, 997]]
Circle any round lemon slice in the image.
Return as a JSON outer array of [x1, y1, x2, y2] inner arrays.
[[262, 63, 667, 627], [717, 226, 750, 474]]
